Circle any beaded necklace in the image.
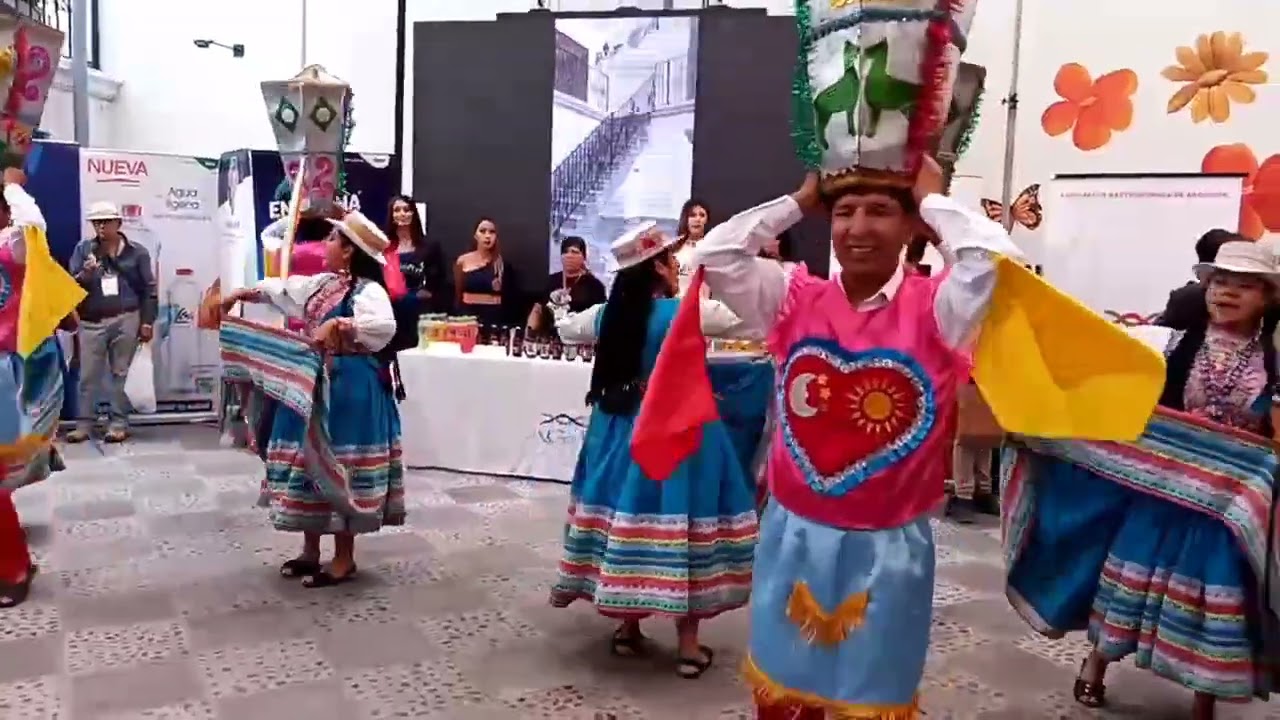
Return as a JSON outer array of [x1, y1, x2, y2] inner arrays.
[[1193, 328, 1260, 424]]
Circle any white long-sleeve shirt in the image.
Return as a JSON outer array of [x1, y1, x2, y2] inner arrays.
[[2, 183, 46, 264], [690, 193, 1023, 349], [254, 273, 397, 352]]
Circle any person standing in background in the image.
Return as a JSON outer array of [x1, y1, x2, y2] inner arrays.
[[65, 202, 157, 444], [384, 196, 445, 314], [672, 199, 711, 297], [454, 217, 511, 325], [527, 236, 607, 338], [1157, 228, 1234, 329]]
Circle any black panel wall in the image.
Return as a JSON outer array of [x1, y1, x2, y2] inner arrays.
[[411, 13, 556, 320], [692, 9, 829, 277], [411, 8, 827, 298]]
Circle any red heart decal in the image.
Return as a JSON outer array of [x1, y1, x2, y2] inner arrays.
[[780, 341, 934, 495]]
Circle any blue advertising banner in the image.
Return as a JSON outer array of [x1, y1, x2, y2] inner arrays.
[[244, 150, 398, 282], [25, 139, 82, 264]]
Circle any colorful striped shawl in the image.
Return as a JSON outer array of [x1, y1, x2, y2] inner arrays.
[[219, 316, 377, 522], [1002, 407, 1280, 617]]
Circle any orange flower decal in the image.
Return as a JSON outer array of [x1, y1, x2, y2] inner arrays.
[[1164, 31, 1268, 123], [1201, 144, 1280, 239], [1041, 64, 1138, 151]]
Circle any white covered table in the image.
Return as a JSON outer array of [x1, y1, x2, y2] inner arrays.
[[396, 346, 592, 481]]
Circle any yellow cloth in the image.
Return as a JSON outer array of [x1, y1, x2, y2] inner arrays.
[[972, 256, 1164, 441], [18, 226, 85, 357]]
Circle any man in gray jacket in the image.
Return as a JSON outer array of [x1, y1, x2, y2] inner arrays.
[[65, 202, 157, 443]]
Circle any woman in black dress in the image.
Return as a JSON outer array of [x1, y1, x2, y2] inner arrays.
[[383, 195, 446, 313], [527, 236, 607, 338]]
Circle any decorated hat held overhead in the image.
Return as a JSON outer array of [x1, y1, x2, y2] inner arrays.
[[0, 13, 62, 167], [261, 64, 353, 214], [792, 0, 979, 195]]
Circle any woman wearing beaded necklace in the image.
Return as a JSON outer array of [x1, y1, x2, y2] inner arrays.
[[1062, 239, 1280, 718]]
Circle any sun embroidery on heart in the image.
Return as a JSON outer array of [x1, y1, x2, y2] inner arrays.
[[848, 377, 912, 435], [780, 341, 936, 497]]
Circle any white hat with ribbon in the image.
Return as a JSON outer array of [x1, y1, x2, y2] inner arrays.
[[86, 201, 122, 221], [327, 211, 389, 265], [610, 221, 678, 271], [1193, 240, 1280, 289]]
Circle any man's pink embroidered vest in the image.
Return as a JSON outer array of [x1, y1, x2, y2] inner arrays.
[[765, 267, 966, 530]]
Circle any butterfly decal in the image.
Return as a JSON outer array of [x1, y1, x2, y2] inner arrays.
[[980, 184, 1043, 231]]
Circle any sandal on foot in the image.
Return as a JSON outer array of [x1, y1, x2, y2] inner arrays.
[[676, 645, 714, 679], [64, 429, 89, 444], [103, 430, 128, 444], [610, 627, 648, 657], [279, 558, 322, 578], [301, 566, 358, 589], [0, 563, 38, 609], [1072, 659, 1106, 708]]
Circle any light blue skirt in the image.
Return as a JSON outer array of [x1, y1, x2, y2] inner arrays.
[[746, 500, 934, 713]]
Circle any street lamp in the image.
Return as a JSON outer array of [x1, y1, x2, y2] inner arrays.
[[192, 39, 244, 57]]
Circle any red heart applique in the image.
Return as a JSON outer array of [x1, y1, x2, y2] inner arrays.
[[781, 343, 933, 492]]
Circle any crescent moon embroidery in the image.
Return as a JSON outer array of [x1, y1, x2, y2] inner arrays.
[[788, 373, 819, 418]]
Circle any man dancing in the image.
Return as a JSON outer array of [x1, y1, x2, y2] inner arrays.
[[691, 1, 994, 714]]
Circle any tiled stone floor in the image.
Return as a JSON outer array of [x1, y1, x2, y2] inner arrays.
[[3, 425, 1278, 719]]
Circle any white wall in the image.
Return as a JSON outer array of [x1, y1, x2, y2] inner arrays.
[[42, 60, 121, 147], [87, 0, 793, 189], [95, 0, 397, 158]]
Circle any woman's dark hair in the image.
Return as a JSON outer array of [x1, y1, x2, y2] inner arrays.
[[338, 234, 389, 310], [0, 186, 11, 216], [676, 199, 709, 239], [586, 249, 672, 415], [296, 216, 334, 242], [561, 235, 587, 256], [1194, 228, 1237, 263], [776, 229, 795, 260], [384, 194, 427, 250]]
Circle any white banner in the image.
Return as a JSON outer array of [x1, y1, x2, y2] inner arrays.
[[1043, 174, 1245, 324], [80, 150, 221, 415]]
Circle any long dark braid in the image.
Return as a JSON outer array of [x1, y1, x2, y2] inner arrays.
[[586, 250, 671, 415]]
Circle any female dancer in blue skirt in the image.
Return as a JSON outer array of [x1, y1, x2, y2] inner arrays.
[[549, 222, 758, 679], [220, 210, 404, 588], [1006, 240, 1280, 718]]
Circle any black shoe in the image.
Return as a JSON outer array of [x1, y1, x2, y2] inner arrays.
[[972, 491, 1001, 516], [944, 497, 979, 524]]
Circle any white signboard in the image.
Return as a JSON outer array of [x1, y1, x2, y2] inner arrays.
[[80, 150, 221, 416], [1042, 174, 1245, 324]]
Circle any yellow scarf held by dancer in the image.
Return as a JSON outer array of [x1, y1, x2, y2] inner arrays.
[[971, 255, 1165, 442]]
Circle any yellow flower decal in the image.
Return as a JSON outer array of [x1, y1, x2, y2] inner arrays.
[[1163, 31, 1268, 123]]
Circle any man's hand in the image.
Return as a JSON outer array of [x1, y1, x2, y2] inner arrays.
[[913, 155, 944, 205], [3, 167, 26, 187], [791, 172, 821, 213], [138, 324, 154, 342]]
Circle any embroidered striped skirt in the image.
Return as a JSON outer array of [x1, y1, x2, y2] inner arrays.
[[221, 317, 405, 535], [1003, 408, 1280, 700], [0, 338, 66, 491], [746, 501, 934, 718], [549, 407, 758, 619], [1004, 451, 1270, 700]]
